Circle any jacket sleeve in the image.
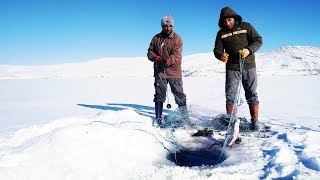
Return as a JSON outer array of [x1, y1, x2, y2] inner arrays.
[[166, 36, 183, 66], [147, 37, 157, 62], [246, 23, 262, 54], [214, 31, 224, 61]]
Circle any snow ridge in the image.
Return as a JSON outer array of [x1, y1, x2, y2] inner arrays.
[[0, 46, 319, 79]]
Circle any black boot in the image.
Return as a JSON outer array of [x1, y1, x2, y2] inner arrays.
[[155, 102, 163, 125]]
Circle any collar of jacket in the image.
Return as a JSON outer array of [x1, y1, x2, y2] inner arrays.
[[157, 31, 174, 39]]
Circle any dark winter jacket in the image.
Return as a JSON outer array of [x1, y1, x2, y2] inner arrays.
[[147, 31, 183, 78], [214, 7, 262, 70]]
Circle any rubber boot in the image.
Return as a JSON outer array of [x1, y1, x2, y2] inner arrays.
[[223, 103, 235, 126], [155, 102, 163, 125], [226, 103, 235, 115], [249, 103, 259, 131]]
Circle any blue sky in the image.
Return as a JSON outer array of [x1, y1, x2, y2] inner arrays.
[[1, 0, 319, 65]]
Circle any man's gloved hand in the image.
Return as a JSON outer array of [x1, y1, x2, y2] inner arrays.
[[239, 48, 250, 59], [164, 59, 170, 67], [154, 56, 163, 63], [220, 53, 229, 63]]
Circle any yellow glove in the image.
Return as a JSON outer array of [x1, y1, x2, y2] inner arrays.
[[220, 53, 229, 63], [239, 48, 250, 59]]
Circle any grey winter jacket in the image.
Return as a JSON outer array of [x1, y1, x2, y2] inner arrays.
[[147, 31, 183, 78]]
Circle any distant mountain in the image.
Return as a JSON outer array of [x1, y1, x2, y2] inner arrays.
[[0, 46, 319, 79], [183, 46, 320, 77], [256, 46, 320, 76]]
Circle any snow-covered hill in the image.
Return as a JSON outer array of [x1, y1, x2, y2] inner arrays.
[[257, 46, 320, 76], [183, 46, 320, 77], [0, 46, 319, 79]]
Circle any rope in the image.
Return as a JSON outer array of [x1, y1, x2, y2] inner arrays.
[[220, 54, 245, 157], [161, 67, 180, 161], [134, 129, 172, 152], [157, 65, 190, 129], [157, 65, 191, 161], [163, 67, 171, 107], [158, 66, 185, 108]]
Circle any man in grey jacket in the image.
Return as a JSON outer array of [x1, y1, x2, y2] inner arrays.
[[147, 15, 188, 125], [214, 7, 263, 130]]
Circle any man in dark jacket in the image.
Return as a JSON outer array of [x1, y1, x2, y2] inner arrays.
[[214, 7, 263, 130], [147, 15, 188, 125]]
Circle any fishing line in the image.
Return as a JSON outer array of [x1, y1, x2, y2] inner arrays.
[[220, 54, 244, 157]]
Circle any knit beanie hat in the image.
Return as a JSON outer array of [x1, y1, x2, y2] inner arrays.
[[161, 15, 174, 27]]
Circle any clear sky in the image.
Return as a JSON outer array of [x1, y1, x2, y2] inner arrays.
[[1, 0, 319, 65]]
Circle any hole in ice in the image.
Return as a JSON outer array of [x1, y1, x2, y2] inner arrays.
[[167, 149, 227, 167]]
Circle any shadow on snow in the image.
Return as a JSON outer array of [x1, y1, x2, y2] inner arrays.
[[77, 103, 170, 119]]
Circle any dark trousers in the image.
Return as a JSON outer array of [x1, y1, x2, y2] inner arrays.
[[225, 68, 259, 104], [153, 76, 187, 107]]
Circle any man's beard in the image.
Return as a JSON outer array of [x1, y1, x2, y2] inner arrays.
[[163, 29, 172, 35]]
